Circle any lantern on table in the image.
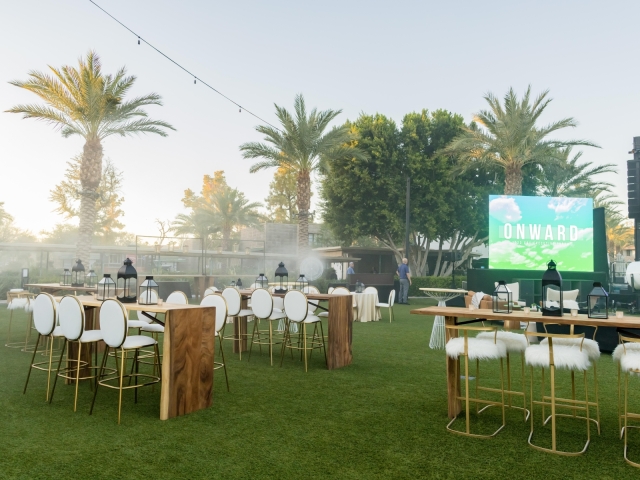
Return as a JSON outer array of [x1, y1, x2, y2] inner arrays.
[[542, 260, 563, 317], [236, 278, 243, 289], [296, 274, 309, 292], [71, 259, 85, 287], [275, 262, 288, 294], [97, 274, 116, 300], [255, 273, 268, 288], [61, 268, 72, 286], [588, 282, 609, 319], [139, 276, 159, 305], [86, 269, 98, 288], [355, 280, 365, 293], [230, 280, 236, 288], [492, 280, 512, 314], [116, 258, 137, 303]]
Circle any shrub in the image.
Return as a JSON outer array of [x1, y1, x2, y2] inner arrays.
[[408, 276, 466, 297]]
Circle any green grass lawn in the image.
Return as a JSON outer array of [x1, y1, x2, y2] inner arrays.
[[0, 298, 639, 479]]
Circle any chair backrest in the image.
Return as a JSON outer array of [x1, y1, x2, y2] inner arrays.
[[332, 287, 351, 295], [201, 293, 228, 333], [33, 293, 57, 336], [364, 286, 378, 295], [250, 288, 273, 319], [58, 295, 85, 341], [139, 288, 159, 304], [303, 286, 320, 312], [547, 288, 579, 302], [388, 289, 395, 307], [284, 290, 309, 323], [249, 283, 260, 290], [222, 287, 241, 316], [100, 299, 128, 348], [328, 287, 335, 294], [166, 291, 188, 304], [204, 287, 219, 296]]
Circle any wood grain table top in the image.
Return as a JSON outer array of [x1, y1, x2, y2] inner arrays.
[[54, 296, 209, 314], [26, 283, 98, 292]]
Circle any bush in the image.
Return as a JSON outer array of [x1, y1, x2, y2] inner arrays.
[[408, 276, 466, 297], [310, 278, 330, 294]]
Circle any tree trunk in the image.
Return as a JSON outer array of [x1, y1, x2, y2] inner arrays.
[[296, 170, 311, 256], [504, 164, 523, 195], [222, 226, 231, 251], [76, 138, 103, 263]]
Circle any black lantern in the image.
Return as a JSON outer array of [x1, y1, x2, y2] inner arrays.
[[255, 273, 268, 288], [71, 259, 85, 287], [542, 260, 563, 317], [236, 278, 243, 289], [116, 258, 137, 303], [230, 280, 236, 288], [97, 274, 116, 300], [588, 282, 609, 319], [275, 262, 288, 294], [86, 269, 98, 288], [492, 280, 512, 314], [61, 268, 72, 286], [139, 276, 159, 305], [355, 280, 365, 293], [296, 274, 309, 291]]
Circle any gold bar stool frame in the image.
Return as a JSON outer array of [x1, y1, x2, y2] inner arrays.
[[445, 325, 507, 438], [221, 287, 254, 360], [248, 288, 287, 366], [613, 334, 640, 468], [524, 331, 591, 456], [5, 289, 35, 349], [200, 293, 230, 392]]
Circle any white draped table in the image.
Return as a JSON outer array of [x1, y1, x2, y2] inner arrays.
[[353, 293, 381, 322], [419, 288, 467, 349]]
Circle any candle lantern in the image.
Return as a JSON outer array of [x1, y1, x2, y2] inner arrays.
[[542, 260, 563, 317], [71, 259, 85, 287], [274, 262, 288, 294], [355, 280, 365, 293], [255, 273, 268, 288], [116, 258, 138, 303], [588, 282, 609, 319], [236, 278, 243, 289], [296, 274, 309, 292], [230, 280, 236, 288], [97, 274, 116, 300], [61, 268, 72, 286], [138, 276, 160, 305], [492, 280, 512, 314], [86, 269, 98, 288]]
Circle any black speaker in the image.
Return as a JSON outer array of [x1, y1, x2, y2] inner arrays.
[[628, 136, 640, 219]]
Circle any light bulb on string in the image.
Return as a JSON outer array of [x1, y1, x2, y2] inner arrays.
[[194, 77, 196, 84], [239, 107, 242, 113], [137, 36, 140, 45]]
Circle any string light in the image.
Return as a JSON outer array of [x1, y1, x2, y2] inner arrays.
[[88, 0, 282, 133]]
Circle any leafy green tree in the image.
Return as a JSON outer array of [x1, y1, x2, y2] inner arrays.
[[265, 167, 300, 223], [240, 94, 365, 254], [444, 86, 597, 195], [171, 210, 219, 249], [7, 51, 174, 261]]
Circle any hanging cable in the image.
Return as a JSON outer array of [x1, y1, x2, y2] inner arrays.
[[88, 0, 282, 132]]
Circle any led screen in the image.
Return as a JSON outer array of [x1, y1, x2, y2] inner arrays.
[[488, 195, 593, 271]]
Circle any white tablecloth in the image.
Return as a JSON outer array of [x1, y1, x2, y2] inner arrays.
[[419, 288, 466, 349], [353, 293, 381, 322]]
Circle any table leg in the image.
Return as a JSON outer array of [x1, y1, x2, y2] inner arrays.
[[327, 295, 353, 370], [445, 315, 461, 419], [429, 300, 447, 349]]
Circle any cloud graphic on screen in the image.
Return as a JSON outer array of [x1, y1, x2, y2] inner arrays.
[[490, 240, 537, 268], [489, 196, 522, 223], [547, 198, 588, 220]]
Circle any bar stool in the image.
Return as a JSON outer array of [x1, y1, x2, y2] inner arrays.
[[613, 335, 640, 467], [201, 293, 230, 392], [5, 289, 34, 348], [445, 325, 507, 438], [49, 295, 106, 411], [90, 299, 161, 424], [221, 287, 253, 360], [524, 331, 591, 455], [248, 288, 287, 366], [23, 293, 66, 401]]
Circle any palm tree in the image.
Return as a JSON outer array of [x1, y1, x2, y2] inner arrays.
[[171, 210, 220, 249], [240, 94, 364, 253], [444, 86, 597, 195], [538, 147, 617, 197], [7, 51, 175, 261], [209, 187, 262, 250]]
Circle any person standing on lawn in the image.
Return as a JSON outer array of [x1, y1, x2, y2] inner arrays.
[[346, 262, 355, 275], [397, 258, 411, 304]]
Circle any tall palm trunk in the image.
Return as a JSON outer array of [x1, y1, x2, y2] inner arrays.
[[222, 226, 232, 251], [76, 138, 103, 262], [296, 171, 311, 255], [504, 163, 523, 195]]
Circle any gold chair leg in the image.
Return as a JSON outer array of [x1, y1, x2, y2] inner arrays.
[[320, 322, 328, 367], [74, 342, 82, 412], [46, 335, 55, 402], [49, 339, 68, 404], [23, 334, 41, 394], [118, 349, 126, 425], [218, 333, 229, 392], [248, 318, 259, 362], [89, 346, 109, 415], [303, 324, 308, 372], [593, 362, 601, 434]]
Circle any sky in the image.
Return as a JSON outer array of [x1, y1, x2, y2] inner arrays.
[[0, 0, 637, 238]]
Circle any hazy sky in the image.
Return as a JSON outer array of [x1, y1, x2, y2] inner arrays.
[[0, 0, 636, 237]]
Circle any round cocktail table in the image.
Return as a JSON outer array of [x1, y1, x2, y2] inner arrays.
[[419, 288, 467, 349]]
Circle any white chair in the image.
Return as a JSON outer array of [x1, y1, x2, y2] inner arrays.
[[23, 293, 66, 402], [222, 287, 254, 360], [328, 287, 335, 294], [445, 325, 507, 438], [493, 282, 526, 307], [613, 335, 640, 467], [204, 286, 219, 296], [140, 291, 188, 336], [524, 331, 592, 455], [318, 287, 357, 320], [50, 295, 106, 411], [304, 286, 320, 314], [376, 289, 396, 323], [546, 288, 581, 311], [280, 290, 327, 372], [364, 286, 378, 297], [90, 299, 160, 424], [5, 289, 35, 348], [248, 288, 287, 366], [201, 294, 230, 391]]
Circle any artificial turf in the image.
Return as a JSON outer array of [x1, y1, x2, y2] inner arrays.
[[0, 298, 639, 479]]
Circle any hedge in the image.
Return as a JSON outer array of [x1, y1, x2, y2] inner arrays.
[[408, 276, 466, 297]]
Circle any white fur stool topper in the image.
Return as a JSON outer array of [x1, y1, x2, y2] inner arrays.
[[7, 298, 28, 310], [525, 345, 590, 371], [612, 343, 640, 363], [540, 337, 600, 361], [477, 331, 527, 353], [446, 338, 507, 361]]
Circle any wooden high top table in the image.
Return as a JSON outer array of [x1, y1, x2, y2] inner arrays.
[[410, 306, 640, 419], [73, 297, 216, 420], [237, 289, 354, 370], [25, 283, 98, 295]]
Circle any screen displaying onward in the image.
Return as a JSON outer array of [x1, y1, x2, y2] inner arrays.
[[489, 195, 594, 272]]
